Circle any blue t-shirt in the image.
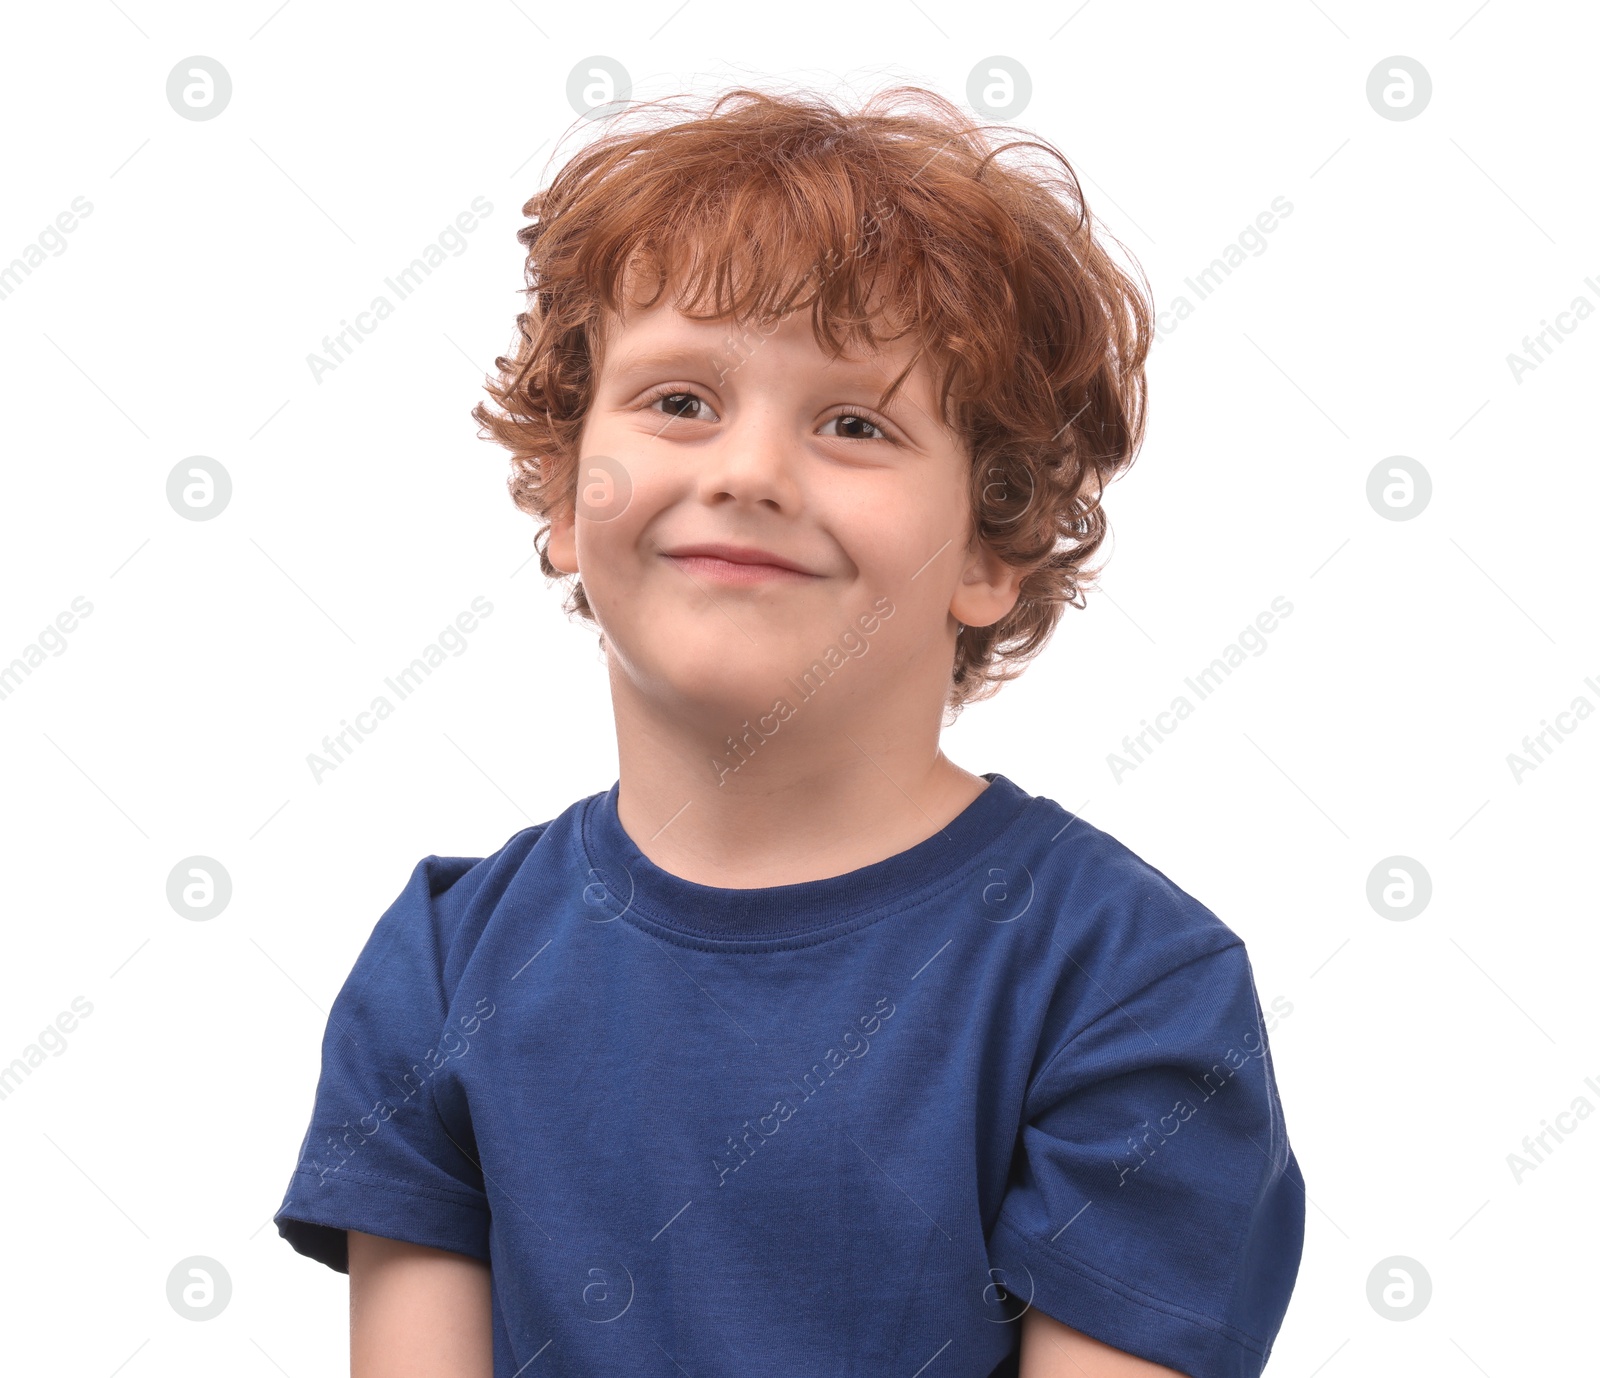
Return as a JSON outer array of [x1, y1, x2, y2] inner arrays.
[[275, 772, 1304, 1377]]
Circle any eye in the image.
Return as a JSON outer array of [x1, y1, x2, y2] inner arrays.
[[820, 410, 894, 442], [638, 388, 897, 443], [642, 387, 719, 425]]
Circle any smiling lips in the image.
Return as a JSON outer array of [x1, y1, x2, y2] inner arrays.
[[660, 543, 820, 585]]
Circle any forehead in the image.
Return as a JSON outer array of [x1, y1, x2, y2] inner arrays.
[[603, 301, 901, 372], [594, 262, 933, 400]]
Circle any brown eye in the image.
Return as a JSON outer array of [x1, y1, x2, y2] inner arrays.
[[821, 412, 891, 441], [645, 389, 717, 422]]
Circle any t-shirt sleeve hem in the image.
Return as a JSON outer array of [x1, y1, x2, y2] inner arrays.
[[989, 1211, 1271, 1378], [274, 1163, 491, 1275]]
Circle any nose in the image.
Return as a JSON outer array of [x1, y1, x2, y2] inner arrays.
[[692, 405, 802, 513]]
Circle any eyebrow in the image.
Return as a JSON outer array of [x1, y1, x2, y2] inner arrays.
[[607, 346, 724, 377], [607, 343, 912, 403]]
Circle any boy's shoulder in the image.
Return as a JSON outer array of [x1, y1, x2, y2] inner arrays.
[[1015, 782, 1247, 955], [416, 818, 557, 896], [997, 784, 1261, 1058], [420, 784, 609, 894], [1001, 786, 1272, 1091], [398, 791, 601, 952]]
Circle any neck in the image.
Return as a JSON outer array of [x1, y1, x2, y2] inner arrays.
[[606, 659, 987, 889]]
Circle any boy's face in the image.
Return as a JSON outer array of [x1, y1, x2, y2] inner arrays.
[[547, 284, 1022, 735]]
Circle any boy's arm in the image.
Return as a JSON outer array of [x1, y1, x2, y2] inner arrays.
[[1019, 1307, 1192, 1377], [348, 1229, 493, 1378]]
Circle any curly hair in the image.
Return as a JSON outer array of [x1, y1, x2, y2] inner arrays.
[[472, 84, 1152, 716]]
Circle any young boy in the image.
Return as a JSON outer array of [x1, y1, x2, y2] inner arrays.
[[275, 86, 1305, 1377]]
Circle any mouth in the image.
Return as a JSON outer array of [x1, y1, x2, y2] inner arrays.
[[660, 543, 820, 585]]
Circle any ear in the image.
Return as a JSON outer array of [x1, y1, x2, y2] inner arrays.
[[546, 507, 578, 574], [949, 534, 1026, 630]]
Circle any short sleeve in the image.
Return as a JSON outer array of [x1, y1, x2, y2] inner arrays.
[[988, 942, 1304, 1378], [273, 855, 492, 1274]]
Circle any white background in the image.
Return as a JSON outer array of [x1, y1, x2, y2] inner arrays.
[[1, 1, 1594, 1373]]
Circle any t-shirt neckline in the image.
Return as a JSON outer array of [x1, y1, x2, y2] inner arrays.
[[580, 771, 1032, 944]]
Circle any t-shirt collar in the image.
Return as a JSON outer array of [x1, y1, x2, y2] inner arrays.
[[580, 771, 1033, 944]]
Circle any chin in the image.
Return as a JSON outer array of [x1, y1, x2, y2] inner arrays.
[[602, 615, 779, 692], [663, 657, 804, 719]]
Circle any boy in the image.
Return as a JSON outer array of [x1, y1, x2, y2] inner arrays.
[[275, 85, 1305, 1377]]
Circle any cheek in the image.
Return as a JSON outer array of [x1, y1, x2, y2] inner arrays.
[[844, 497, 964, 604], [574, 516, 643, 605], [571, 468, 682, 626]]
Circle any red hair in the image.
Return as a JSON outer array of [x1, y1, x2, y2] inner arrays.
[[472, 84, 1152, 715]]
